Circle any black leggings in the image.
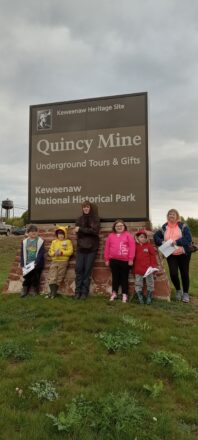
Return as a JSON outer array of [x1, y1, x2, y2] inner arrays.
[[167, 254, 191, 293], [109, 259, 130, 294]]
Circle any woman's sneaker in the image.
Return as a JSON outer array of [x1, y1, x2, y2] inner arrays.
[[122, 294, 128, 303], [110, 292, 117, 301], [182, 293, 190, 303]]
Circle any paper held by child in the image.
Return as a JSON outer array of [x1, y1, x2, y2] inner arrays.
[[158, 239, 178, 258], [22, 261, 35, 276], [143, 266, 159, 278]]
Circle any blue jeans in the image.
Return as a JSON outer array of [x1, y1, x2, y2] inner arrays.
[[75, 251, 97, 296]]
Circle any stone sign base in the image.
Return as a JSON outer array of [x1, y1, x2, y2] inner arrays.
[[2, 223, 171, 301]]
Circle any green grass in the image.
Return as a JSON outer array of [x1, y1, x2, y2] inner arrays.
[[0, 236, 197, 439], [0, 236, 21, 290]]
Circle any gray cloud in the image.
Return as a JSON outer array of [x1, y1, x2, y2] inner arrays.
[[0, 0, 197, 222]]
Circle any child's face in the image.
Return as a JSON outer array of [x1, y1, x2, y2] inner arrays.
[[28, 231, 38, 240], [57, 232, 65, 240], [83, 205, 91, 214], [138, 234, 147, 244], [115, 222, 125, 233]]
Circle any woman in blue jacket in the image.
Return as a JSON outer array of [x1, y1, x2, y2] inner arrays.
[[154, 209, 192, 303]]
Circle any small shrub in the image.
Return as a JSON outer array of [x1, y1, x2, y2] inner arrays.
[[92, 391, 146, 436], [47, 394, 93, 432], [29, 379, 59, 401], [47, 392, 147, 437], [0, 341, 32, 361], [96, 329, 141, 353], [151, 350, 198, 379]]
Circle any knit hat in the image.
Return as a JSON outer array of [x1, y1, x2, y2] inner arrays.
[[136, 229, 148, 238]]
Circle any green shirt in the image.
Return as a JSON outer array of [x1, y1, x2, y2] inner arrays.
[[26, 238, 38, 264]]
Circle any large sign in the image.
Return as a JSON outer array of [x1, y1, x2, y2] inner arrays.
[[29, 93, 149, 222]]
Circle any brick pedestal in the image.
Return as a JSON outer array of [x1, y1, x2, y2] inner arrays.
[[3, 223, 171, 300]]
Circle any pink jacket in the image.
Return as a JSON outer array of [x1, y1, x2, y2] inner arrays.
[[104, 231, 136, 262]]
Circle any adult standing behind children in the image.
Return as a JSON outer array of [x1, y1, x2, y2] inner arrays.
[[20, 224, 45, 298], [47, 225, 73, 299], [133, 230, 158, 304], [74, 201, 100, 300], [104, 219, 136, 303], [154, 209, 192, 303]]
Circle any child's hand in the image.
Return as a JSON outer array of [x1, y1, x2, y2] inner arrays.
[[128, 260, 133, 266], [74, 226, 79, 233], [105, 261, 109, 267]]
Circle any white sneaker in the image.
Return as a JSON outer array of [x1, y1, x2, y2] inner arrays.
[[122, 294, 128, 303], [110, 292, 117, 301], [182, 293, 190, 303]]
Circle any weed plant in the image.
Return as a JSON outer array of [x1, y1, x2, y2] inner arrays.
[[47, 391, 152, 439], [29, 379, 59, 401], [0, 340, 32, 361], [143, 380, 164, 398], [151, 350, 198, 379], [122, 314, 151, 330], [96, 329, 141, 353]]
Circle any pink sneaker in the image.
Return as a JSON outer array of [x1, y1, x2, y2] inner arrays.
[[110, 292, 117, 301], [122, 294, 128, 303]]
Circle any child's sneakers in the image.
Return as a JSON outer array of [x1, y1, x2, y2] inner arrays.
[[182, 293, 190, 303], [122, 294, 128, 303], [175, 290, 182, 301], [110, 292, 117, 301]]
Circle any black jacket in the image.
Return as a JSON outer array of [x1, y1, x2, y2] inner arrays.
[[76, 213, 100, 253]]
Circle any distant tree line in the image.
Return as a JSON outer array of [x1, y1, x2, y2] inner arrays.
[[182, 217, 198, 238], [4, 210, 28, 227]]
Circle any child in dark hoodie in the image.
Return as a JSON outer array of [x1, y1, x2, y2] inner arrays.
[[74, 200, 100, 299], [133, 230, 157, 304]]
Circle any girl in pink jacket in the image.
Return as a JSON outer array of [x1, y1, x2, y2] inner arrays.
[[104, 219, 136, 302]]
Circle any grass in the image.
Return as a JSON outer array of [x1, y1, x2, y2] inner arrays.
[[0, 236, 197, 439]]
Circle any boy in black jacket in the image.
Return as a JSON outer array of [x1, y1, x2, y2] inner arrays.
[[20, 224, 45, 297]]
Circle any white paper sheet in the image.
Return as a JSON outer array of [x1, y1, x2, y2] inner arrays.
[[22, 261, 35, 276], [143, 266, 159, 278], [158, 239, 177, 258]]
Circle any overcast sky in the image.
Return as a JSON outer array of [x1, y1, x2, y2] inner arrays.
[[0, 0, 197, 226]]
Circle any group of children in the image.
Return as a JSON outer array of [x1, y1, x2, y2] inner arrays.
[[20, 216, 158, 304], [21, 224, 73, 299], [104, 219, 157, 304]]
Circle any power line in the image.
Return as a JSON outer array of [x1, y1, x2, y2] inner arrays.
[[14, 206, 27, 210]]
